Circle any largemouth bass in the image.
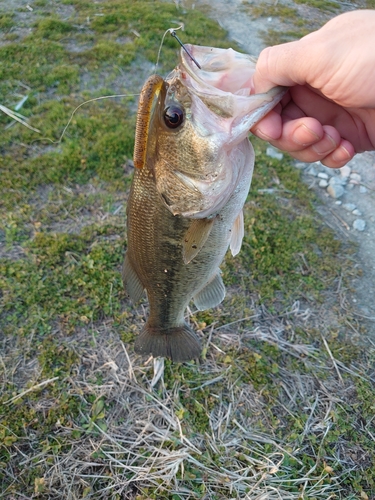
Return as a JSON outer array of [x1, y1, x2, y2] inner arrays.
[[123, 44, 284, 362]]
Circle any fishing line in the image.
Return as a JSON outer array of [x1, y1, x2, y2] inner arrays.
[[170, 31, 201, 69], [154, 25, 184, 75], [9, 26, 189, 144], [55, 26, 185, 143], [55, 93, 140, 144]]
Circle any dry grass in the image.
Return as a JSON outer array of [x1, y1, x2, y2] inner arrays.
[[3, 299, 373, 499]]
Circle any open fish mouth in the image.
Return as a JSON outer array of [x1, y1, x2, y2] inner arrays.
[[156, 44, 286, 219], [178, 44, 286, 134]]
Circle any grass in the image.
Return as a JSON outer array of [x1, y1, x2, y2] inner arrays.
[[1, 1, 375, 499], [244, 0, 341, 46]]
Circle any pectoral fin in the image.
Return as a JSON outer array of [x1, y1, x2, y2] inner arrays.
[[193, 271, 226, 310], [230, 210, 244, 256], [182, 218, 215, 264], [122, 252, 145, 303]]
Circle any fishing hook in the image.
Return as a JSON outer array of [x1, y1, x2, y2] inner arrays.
[[170, 30, 202, 69]]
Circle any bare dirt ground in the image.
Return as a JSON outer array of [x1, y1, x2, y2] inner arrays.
[[190, 0, 375, 333]]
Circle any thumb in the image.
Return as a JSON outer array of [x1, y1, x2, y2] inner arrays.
[[253, 38, 315, 93]]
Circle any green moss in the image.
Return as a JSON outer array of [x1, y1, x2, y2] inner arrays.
[[35, 18, 76, 38], [294, 0, 340, 11], [250, 2, 299, 20], [0, 13, 14, 29], [261, 28, 310, 46]]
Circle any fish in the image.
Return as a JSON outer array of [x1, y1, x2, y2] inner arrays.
[[122, 44, 285, 362]]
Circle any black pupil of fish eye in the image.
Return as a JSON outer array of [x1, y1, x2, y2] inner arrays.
[[164, 106, 184, 129]]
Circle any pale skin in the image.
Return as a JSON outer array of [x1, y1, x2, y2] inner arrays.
[[251, 10, 375, 168]]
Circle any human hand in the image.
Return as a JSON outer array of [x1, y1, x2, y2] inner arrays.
[[251, 10, 375, 168]]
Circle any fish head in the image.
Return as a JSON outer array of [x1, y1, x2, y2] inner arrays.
[[138, 45, 286, 218]]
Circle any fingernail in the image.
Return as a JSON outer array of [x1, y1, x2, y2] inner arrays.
[[332, 145, 352, 163], [311, 134, 337, 156], [293, 124, 320, 146], [253, 128, 273, 141]]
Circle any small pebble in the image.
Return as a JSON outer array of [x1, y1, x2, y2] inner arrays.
[[335, 200, 342, 205], [266, 146, 283, 160], [318, 172, 329, 180], [353, 219, 366, 231], [318, 179, 328, 188], [350, 172, 361, 182], [294, 162, 306, 169], [340, 165, 351, 178], [359, 185, 368, 194], [343, 203, 356, 212], [347, 183, 354, 190], [352, 209, 362, 216], [329, 176, 346, 186], [319, 164, 333, 174], [307, 166, 318, 177], [327, 184, 345, 199]]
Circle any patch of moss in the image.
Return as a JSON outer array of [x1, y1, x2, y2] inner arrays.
[[0, 13, 14, 29], [261, 28, 310, 46], [294, 0, 340, 12], [250, 2, 299, 20], [0, 230, 125, 336], [35, 18, 76, 39]]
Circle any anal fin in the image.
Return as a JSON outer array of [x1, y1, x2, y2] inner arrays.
[[122, 252, 145, 303], [193, 271, 226, 310], [182, 218, 215, 264]]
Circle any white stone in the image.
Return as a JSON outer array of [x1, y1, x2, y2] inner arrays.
[[347, 183, 354, 190], [353, 219, 366, 231], [307, 166, 318, 176], [352, 209, 362, 216], [294, 162, 306, 169], [343, 203, 356, 212], [350, 173, 361, 182], [327, 184, 345, 199], [329, 176, 346, 186], [318, 172, 329, 180], [359, 186, 368, 194], [266, 146, 283, 160], [335, 200, 342, 205], [319, 179, 328, 188], [340, 165, 351, 178]]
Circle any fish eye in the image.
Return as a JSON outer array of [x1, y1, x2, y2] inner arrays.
[[163, 105, 184, 129]]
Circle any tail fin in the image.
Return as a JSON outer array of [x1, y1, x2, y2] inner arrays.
[[134, 323, 201, 362]]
